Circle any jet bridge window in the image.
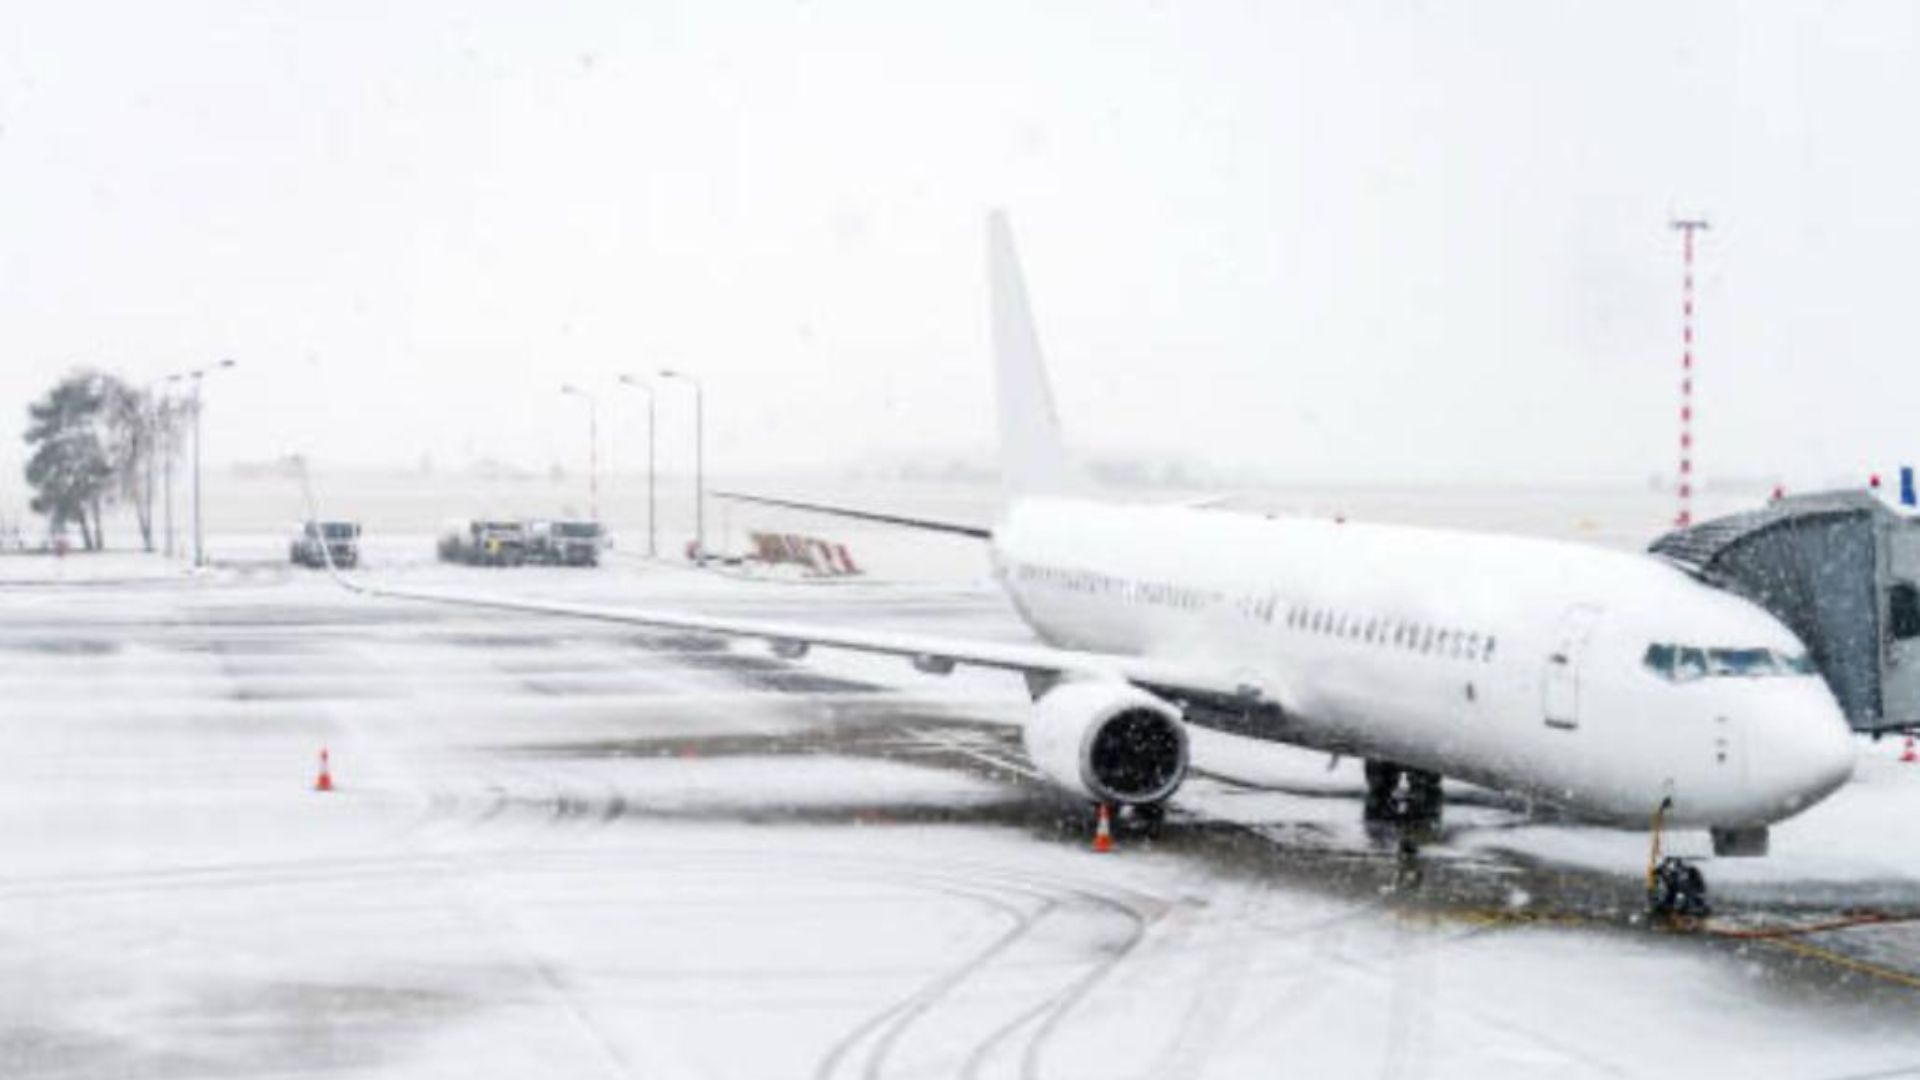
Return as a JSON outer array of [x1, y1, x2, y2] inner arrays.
[[1891, 582, 1920, 641]]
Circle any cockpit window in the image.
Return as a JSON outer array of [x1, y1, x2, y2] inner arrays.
[[1675, 647, 1709, 682], [1643, 643, 1675, 677], [1779, 651, 1818, 674], [1708, 648, 1778, 676], [1644, 642, 1814, 681]]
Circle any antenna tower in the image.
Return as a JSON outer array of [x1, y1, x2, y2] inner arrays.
[[1671, 218, 1709, 528]]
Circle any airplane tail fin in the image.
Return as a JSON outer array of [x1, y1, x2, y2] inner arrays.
[[989, 210, 1085, 499]]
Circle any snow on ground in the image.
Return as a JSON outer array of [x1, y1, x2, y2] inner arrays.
[[1457, 738, 1920, 905], [4, 549, 1920, 1078]]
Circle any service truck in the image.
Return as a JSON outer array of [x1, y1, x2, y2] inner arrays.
[[436, 519, 528, 567], [526, 520, 603, 567], [290, 521, 361, 569]]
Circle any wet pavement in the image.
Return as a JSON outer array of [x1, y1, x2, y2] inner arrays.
[[4, 560, 1920, 1077]]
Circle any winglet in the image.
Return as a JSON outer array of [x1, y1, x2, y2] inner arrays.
[[989, 211, 1083, 498]]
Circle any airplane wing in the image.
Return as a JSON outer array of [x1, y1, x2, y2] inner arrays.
[[328, 567, 1262, 704], [294, 464, 1266, 710], [713, 490, 993, 539]]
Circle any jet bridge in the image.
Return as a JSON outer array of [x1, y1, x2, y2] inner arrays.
[[1650, 491, 1920, 733]]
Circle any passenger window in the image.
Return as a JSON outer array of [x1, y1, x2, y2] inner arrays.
[[1674, 647, 1709, 682], [1643, 643, 1676, 679], [1891, 583, 1920, 641]]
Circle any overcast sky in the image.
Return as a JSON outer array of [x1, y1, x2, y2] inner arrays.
[[2, 1, 1916, 499]]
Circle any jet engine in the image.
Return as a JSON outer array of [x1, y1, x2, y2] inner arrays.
[[1021, 681, 1189, 805]]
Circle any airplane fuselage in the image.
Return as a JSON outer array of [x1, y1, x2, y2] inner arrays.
[[991, 497, 1855, 830]]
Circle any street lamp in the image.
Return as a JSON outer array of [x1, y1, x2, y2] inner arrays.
[[168, 357, 237, 568], [657, 368, 704, 563], [617, 374, 657, 558], [559, 383, 600, 522]]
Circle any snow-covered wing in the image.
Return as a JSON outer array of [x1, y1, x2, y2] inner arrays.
[[329, 571, 1253, 701]]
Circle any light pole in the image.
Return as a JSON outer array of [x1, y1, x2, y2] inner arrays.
[[657, 368, 704, 563], [617, 374, 657, 557], [161, 391, 175, 558], [144, 396, 157, 554], [173, 358, 237, 568], [146, 378, 176, 558], [559, 383, 600, 522]]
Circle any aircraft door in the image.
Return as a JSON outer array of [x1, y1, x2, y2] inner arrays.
[[1542, 605, 1602, 730]]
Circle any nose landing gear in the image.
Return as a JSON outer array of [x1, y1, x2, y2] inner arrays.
[[1649, 857, 1710, 918], [1646, 797, 1711, 919]]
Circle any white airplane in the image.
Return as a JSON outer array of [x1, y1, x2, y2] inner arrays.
[[318, 211, 1855, 910]]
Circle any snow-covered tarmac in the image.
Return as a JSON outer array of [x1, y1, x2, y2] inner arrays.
[[5, 551, 1920, 1078]]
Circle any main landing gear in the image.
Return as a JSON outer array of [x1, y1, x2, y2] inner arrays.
[[1363, 760, 1444, 826], [1118, 801, 1167, 831], [1363, 760, 1441, 889]]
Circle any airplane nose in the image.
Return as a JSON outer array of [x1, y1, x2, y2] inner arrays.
[[1766, 691, 1855, 816], [1806, 712, 1857, 796]]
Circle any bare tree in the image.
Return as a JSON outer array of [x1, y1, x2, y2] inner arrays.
[[102, 377, 157, 551]]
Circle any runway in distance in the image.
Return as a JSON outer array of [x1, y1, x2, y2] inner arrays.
[[317, 210, 1857, 906]]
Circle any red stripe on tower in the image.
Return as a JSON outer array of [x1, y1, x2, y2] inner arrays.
[[1670, 218, 1709, 528]]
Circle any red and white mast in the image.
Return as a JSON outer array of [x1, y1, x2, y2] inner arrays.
[[1671, 218, 1709, 528]]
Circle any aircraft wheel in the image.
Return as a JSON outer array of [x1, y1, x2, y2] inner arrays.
[[1363, 760, 1402, 821], [1649, 857, 1711, 919], [1404, 769, 1444, 825], [1120, 801, 1167, 835]]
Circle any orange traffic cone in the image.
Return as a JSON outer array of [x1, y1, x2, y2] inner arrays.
[[315, 748, 335, 792], [1092, 803, 1114, 854], [1902, 735, 1916, 765]]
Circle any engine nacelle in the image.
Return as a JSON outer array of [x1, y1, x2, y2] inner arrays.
[[1021, 681, 1189, 805]]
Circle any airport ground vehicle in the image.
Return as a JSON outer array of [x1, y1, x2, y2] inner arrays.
[[289, 521, 360, 569], [436, 519, 527, 567], [526, 520, 603, 567]]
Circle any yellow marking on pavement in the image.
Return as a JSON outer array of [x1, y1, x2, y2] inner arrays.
[[1750, 935, 1920, 993]]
